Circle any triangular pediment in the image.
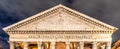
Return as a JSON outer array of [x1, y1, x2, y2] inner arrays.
[[14, 11, 105, 31], [3, 4, 118, 31]]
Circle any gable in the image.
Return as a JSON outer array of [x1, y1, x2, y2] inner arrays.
[[15, 11, 104, 31], [3, 4, 118, 31]]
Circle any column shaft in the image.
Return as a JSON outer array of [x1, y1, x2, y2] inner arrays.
[[38, 42, 42, 49], [92, 42, 97, 49], [24, 42, 28, 49], [100, 45, 105, 49], [106, 41, 111, 49], [79, 41, 84, 49], [51, 42, 55, 49], [9, 41, 15, 49], [66, 42, 70, 49]]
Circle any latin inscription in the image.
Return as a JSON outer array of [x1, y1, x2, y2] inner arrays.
[[28, 35, 92, 39]]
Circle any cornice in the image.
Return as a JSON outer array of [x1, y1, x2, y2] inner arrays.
[[7, 30, 113, 34]]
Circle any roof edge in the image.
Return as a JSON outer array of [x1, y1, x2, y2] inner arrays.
[[3, 4, 65, 31], [2, 4, 118, 31], [60, 4, 118, 30]]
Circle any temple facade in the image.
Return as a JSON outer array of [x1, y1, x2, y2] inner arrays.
[[3, 4, 118, 49]]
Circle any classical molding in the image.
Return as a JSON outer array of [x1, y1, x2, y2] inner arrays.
[[7, 30, 113, 34], [3, 4, 117, 49]]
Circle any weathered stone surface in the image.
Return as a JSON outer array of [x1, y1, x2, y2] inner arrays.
[[3, 4, 118, 49]]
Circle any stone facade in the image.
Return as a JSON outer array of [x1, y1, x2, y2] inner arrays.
[[3, 4, 118, 49]]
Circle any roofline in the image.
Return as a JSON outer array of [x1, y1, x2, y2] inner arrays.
[[3, 4, 118, 31], [59, 4, 118, 30], [3, 4, 64, 31]]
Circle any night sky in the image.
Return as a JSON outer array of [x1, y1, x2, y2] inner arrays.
[[0, 0, 120, 49]]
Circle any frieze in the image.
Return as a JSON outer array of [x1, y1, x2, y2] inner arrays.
[[28, 35, 92, 39], [10, 34, 111, 39]]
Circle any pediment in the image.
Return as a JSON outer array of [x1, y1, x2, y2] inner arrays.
[[14, 11, 104, 31], [3, 4, 118, 31]]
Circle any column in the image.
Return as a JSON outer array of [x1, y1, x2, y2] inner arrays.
[[66, 42, 70, 49], [92, 42, 97, 49], [100, 44, 105, 49], [24, 42, 28, 49], [79, 41, 84, 49], [51, 41, 55, 49], [9, 41, 15, 49], [38, 42, 42, 49], [106, 41, 111, 49]]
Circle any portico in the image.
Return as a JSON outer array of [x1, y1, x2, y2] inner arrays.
[[3, 4, 118, 49], [9, 41, 112, 49]]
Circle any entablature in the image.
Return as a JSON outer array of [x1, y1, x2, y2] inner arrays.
[[9, 33, 112, 41]]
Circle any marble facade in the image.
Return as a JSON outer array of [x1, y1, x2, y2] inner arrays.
[[3, 4, 118, 49]]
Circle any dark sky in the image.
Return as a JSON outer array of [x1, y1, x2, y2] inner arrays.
[[0, 0, 120, 48]]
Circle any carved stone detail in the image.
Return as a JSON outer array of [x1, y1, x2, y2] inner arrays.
[[2, 4, 118, 49]]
